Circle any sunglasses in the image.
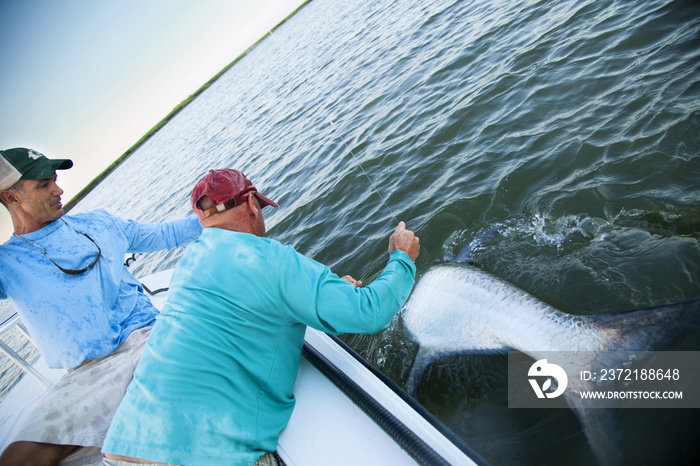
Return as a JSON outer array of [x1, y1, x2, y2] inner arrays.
[[14, 219, 101, 275]]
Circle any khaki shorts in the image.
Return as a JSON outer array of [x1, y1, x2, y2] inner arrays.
[[10, 327, 152, 449]]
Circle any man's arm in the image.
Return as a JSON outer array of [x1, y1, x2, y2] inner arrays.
[[278, 222, 419, 335], [122, 215, 202, 253]]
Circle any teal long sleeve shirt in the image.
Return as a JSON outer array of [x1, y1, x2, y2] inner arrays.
[[103, 227, 416, 466]]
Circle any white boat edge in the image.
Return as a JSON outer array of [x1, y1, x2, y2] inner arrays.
[[1, 267, 484, 466]]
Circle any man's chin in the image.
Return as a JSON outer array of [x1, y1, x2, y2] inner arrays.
[[52, 205, 65, 218]]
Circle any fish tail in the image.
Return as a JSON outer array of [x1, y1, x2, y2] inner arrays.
[[565, 298, 699, 465], [591, 298, 700, 351], [567, 394, 623, 466]]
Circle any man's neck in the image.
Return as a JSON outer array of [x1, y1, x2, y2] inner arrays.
[[13, 215, 61, 235]]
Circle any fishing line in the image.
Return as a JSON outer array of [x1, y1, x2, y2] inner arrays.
[[326, 120, 400, 226], [252, 5, 401, 227]]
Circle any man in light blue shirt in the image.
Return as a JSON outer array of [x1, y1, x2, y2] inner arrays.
[[103, 169, 420, 465], [0, 148, 202, 465]]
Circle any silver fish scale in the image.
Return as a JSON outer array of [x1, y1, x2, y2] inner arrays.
[[402, 264, 607, 355]]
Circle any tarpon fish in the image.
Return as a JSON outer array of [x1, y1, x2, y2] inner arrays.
[[401, 263, 700, 465]]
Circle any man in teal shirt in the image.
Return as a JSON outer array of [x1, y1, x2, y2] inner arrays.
[[103, 168, 420, 465]]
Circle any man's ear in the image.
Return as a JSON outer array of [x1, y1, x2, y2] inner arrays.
[[247, 195, 260, 220], [0, 189, 20, 207]]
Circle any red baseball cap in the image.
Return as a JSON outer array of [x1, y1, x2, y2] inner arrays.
[[191, 169, 278, 220]]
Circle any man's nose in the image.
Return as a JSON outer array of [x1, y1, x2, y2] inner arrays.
[[51, 181, 64, 196]]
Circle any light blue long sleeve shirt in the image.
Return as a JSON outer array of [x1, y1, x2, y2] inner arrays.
[[103, 227, 416, 466], [0, 209, 202, 369]]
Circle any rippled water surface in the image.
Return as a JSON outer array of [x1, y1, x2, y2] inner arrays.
[[37, 0, 700, 463]]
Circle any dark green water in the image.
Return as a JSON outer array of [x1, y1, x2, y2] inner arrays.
[[69, 0, 700, 463]]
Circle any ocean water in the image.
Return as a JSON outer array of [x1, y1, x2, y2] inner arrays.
[[2, 0, 699, 463]]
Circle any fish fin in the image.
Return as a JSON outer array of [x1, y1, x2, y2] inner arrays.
[[591, 298, 700, 351], [406, 346, 508, 396], [406, 347, 436, 396], [455, 224, 502, 264]]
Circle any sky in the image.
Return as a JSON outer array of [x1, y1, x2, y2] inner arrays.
[[0, 0, 306, 239]]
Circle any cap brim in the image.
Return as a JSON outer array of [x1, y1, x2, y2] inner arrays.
[[255, 192, 278, 208], [21, 158, 73, 181]]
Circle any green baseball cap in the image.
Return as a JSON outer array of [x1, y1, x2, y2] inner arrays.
[[0, 148, 73, 191]]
